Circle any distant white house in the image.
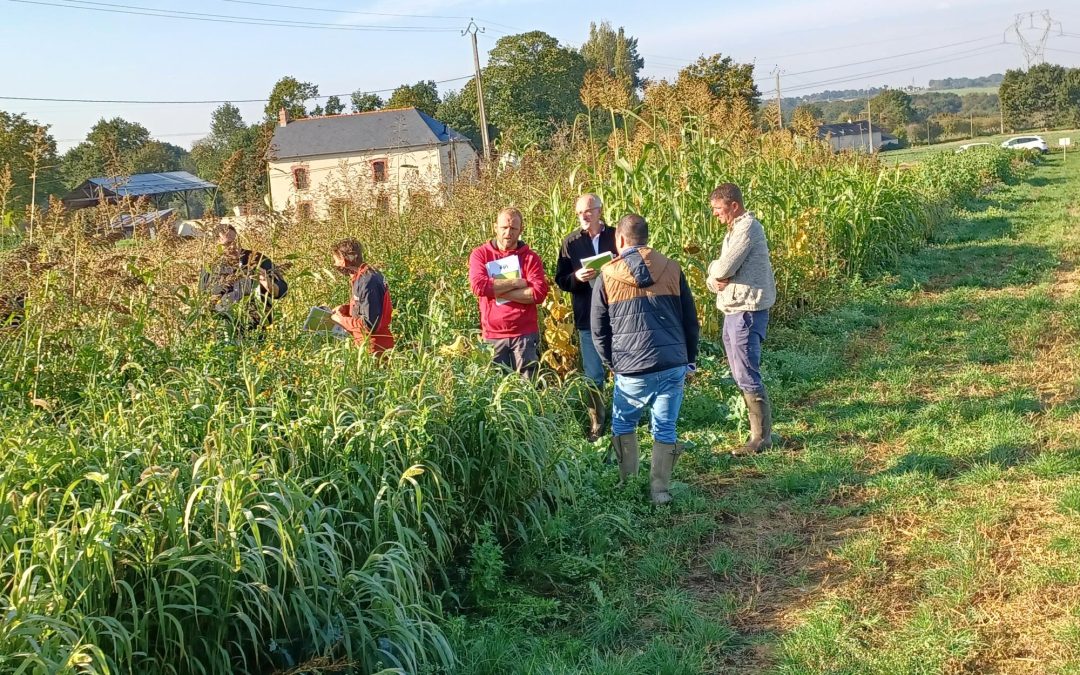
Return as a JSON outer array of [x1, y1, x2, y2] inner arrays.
[[816, 120, 883, 153], [265, 107, 478, 219]]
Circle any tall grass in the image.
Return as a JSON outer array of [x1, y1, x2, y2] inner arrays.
[[0, 120, 1024, 672]]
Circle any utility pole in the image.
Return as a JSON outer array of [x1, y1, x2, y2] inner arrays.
[[970, 113, 974, 139], [1006, 11, 1062, 68], [773, 66, 783, 130], [866, 92, 874, 154], [463, 20, 491, 163]]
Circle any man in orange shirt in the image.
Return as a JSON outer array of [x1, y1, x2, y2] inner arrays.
[[329, 239, 394, 353]]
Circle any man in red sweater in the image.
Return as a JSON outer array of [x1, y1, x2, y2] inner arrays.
[[329, 239, 394, 354], [468, 207, 550, 378]]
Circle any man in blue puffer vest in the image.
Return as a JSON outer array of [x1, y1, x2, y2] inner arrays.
[[591, 213, 700, 505]]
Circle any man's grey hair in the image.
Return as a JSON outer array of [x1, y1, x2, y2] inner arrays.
[[578, 193, 602, 210]]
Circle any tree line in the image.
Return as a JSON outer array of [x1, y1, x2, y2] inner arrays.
[[782, 89, 1005, 144], [11, 30, 1072, 220], [1, 22, 769, 217], [999, 63, 1080, 130], [927, 73, 1003, 89]]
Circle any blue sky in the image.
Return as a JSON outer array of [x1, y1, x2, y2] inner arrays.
[[2, 0, 1079, 150]]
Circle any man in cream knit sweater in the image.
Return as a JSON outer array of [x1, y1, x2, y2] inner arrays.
[[706, 183, 778, 456]]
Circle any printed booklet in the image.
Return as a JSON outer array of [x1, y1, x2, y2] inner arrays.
[[303, 306, 349, 339], [486, 255, 522, 306], [580, 251, 614, 286]]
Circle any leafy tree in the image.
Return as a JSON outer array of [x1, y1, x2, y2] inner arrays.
[[928, 73, 1003, 89], [817, 99, 866, 124], [1058, 68, 1080, 128], [0, 111, 61, 213], [483, 31, 587, 148], [959, 92, 1000, 117], [131, 141, 187, 174], [264, 76, 319, 121], [580, 21, 645, 97], [912, 92, 962, 120], [934, 112, 959, 137], [219, 124, 273, 208], [435, 87, 482, 146], [386, 81, 440, 117], [351, 91, 384, 113], [191, 103, 249, 208], [677, 54, 760, 110], [209, 102, 246, 146], [1000, 64, 1067, 129], [869, 89, 914, 134], [319, 95, 346, 116], [191, 103, 270, 210], [61, 117, 185, 187]]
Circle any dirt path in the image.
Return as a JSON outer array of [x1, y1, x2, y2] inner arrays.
[[694, 157, 1080, 674]]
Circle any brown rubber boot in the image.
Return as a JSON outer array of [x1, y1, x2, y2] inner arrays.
[[586, 388, 606, 443], [732, 389, 773, 457], [650, 441, 680, 505], [612, 433, 640, 484]]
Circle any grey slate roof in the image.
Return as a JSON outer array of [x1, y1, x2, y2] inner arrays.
[[62, 171, 216, 209], [816, 121, 878, 138], [267, 107, 473, 161]]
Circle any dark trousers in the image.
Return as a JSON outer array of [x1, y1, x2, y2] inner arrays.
[[486, 332, 540, 379], [721, 310, 769, 394]]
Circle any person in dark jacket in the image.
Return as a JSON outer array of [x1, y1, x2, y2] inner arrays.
[[591, 214, 700, 505], [555, 193, 618, 441], [329, 239, 394, 354], [199, 225, 285, 335]]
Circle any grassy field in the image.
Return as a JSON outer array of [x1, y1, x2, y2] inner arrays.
[[443, 148, 1080, 673], [0, 123, 1055, 672], [926, 86, 1001, 96], [883, 128, 1080, 164]]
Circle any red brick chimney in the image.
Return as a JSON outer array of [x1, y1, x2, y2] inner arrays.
[[278, 107, 290, 127]]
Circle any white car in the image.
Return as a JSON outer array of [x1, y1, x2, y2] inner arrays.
[[1000, 135, 1049, 153], [956, 142, 993, 153]]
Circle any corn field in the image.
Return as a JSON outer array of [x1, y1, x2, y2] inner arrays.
[[0, 119, 1025, 673]]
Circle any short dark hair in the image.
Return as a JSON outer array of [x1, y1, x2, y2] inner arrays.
[[616, 213, 648, 245], [709, 183, 743, 206], [332, 238, 364, 265]]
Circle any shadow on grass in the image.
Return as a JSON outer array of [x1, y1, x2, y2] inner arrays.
[[884, 442, 1033, 480], [685, 168, 1068, 671]]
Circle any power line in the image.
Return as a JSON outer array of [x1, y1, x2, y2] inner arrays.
[[0, 75, 472, 104], [214, 0, 524, 32], [55, 131, 209, 142], [7, 0, 462, 31], [639, 18, 1008, 68], [216, 0, 471, 20], [782, 43, 1008, 96], [754, 35, 1002, 83], [1043, 46, 1080, 56]]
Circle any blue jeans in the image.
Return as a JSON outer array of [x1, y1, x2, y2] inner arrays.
[[722, 310, 769, 394], [578, 329, 606, 386], [611, 365, 687, 445]]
